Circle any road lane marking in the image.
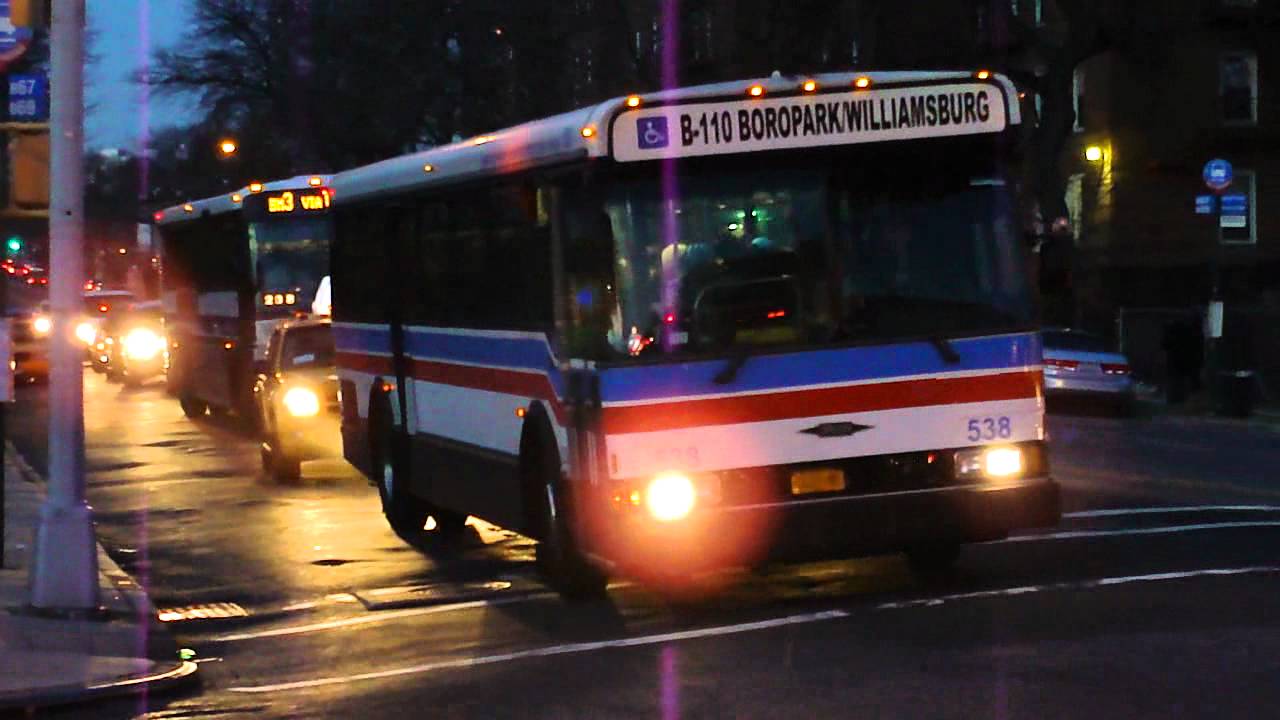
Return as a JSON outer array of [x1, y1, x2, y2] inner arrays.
[[1003, 521, 1280, 543], [210, 594, 551, 643], [877, 566, 1280, 610], [227, 609, 851, 693], [229, 564, 1280, 694], [1065, 505, 1280, 519]]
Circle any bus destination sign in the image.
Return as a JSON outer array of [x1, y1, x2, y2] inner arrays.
[[266, 189, 331, 214], [613, 82, 1008, 162]]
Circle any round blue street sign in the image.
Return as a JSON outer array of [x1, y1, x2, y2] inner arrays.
[[1204, 159, 1233, 192]]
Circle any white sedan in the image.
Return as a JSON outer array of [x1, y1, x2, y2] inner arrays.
[[1042, 328, 1135, 413]]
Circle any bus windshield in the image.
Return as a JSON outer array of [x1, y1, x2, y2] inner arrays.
[[574, 147, 1033, 361], [250, 216, 332, 306]]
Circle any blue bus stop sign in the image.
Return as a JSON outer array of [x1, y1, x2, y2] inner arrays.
[[1203, 159, 1233, 192]]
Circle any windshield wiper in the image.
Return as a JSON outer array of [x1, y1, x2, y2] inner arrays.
[[713, 352, 751, 385], [928, 336, 961, 365]]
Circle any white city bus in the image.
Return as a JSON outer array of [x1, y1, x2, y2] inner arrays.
[[156, 175, 333, 424], [330, 71, 1059, 597]]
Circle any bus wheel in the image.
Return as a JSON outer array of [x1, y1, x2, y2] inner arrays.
[[530, 436, 607, 601], [179, 395, 207, 418], [372, 410, 430, 539], [905, 543, 962, 578]]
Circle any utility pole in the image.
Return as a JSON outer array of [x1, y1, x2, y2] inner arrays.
[[30, 0, 96, 611]]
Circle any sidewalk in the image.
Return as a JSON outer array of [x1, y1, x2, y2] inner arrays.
[[1133, 389, 1280, 431], [1, 442, 197, 711]]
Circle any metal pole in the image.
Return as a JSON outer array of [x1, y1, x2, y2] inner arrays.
[[30, 0, 97, 611]]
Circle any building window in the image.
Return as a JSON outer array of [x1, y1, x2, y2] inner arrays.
[[1073, 67, 1086, 132], [1034, 0, 1043, 25], [1220, 170, 1257, 245], [1221, 52, 1258, 125]]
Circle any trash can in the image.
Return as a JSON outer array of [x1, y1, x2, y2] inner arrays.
[[1215, 370, 1256, 418]]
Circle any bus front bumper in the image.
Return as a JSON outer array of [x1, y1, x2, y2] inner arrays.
[[596, 478, 1061, 576]]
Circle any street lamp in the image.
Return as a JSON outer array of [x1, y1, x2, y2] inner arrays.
[[1085, 145, 1104, 163], [218, 138, 238, 157]]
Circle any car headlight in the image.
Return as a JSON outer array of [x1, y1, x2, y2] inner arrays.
[[645, 472, 697, 522], [282, 386, 321, 418], [32, 316, 52, 336], [123, 328, 165, 361], [75, 321, 97, 345], [955, 446, 1026, 481]]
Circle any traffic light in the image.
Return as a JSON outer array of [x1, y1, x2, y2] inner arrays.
[[6, 236, 22, 255], [8, 132, 49, 209]]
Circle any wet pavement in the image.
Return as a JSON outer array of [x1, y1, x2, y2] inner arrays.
[[7, 373, 1280, 719]]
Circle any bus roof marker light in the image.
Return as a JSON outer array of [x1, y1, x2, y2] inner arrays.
[[854, 76, 872, 90], [153, 211, 164, 222], [802, 80, 818, 93], [976, 70, 992, 80], [182, 203, 194, 213], [580, 126, 597, 139], [422, 163, 435, 174], [626, 95, 642, 108], [231, 193, 243, 203], [308, 176, 323, 187], [249, 182, 264, 193], [748, 84, 765, 97]]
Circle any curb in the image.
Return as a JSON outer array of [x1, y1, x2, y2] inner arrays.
[[0, 659, 200, 712], [2, 442, 200, 710]]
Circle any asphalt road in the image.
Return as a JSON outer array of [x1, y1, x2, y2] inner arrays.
[[7, 373, 1280, 719]]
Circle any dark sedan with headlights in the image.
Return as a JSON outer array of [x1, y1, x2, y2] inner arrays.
[[254, 318, 340, 481]]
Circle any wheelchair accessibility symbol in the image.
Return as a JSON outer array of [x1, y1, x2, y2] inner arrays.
[[636, 117, 670, 150]]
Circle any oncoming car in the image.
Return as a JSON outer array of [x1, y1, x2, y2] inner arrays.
[[112, 301, 168, 386], [1042, 328, 1134, 413], [13, 303, 52, 381], [77, 290, 134, 359], [254, 318, 340, 481]]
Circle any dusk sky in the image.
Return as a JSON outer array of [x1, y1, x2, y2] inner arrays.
[[86, 0, 197, 150]]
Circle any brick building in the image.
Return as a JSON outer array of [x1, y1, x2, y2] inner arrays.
[[1064, 0, 1280, 394]]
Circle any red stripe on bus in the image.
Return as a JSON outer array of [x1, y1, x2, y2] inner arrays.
[[408, 359, 570, 425], [336, 351, 395, 375], [601, 370, 1042, 435]]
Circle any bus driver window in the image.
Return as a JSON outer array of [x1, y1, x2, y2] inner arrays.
[[565, 207, 622, 359]]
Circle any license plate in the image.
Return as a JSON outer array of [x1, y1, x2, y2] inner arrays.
[[790, 468, 846, 495]]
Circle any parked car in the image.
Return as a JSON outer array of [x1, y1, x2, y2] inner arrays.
[[1042, 328, 1135, 413], [254, 318, 340, 481]]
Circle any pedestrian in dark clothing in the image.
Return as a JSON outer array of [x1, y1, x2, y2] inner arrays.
[[1163, 321, 1189, 404]]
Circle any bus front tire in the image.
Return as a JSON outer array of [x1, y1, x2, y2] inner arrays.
[[179, 396, 207, 418], [528, 429, 607, 601]]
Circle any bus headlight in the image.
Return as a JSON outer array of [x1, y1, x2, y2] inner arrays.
[[955, 446, 1026, 481], [32, 315, 52, 336], [646, 472, 697, 522], [283, 386, 321, 418], [75, 321, 97, 345], [124, 328, 165, 361]]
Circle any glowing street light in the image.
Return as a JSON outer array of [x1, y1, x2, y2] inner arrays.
[[218, 138, 239, 157]]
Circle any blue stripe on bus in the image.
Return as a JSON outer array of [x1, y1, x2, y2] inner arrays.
[[333, 324, 394, 355], [335, 325, 1041, 405], [598, 333, 1042, 404]]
